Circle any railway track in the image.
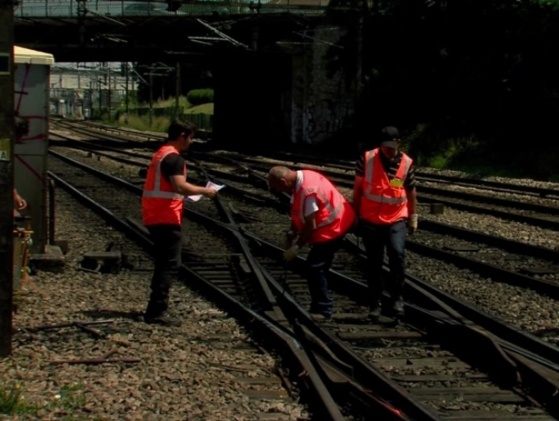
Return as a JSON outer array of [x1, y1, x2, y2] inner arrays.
[[46, 140, 559, 420], [228, 148, 559, 200], [190, 150, 559, 229], [47, 136, 559, 319]]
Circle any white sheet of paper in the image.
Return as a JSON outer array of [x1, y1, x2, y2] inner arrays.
[[185, 181, 225, 203]]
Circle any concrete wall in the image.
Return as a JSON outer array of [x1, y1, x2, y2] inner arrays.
[[290, 25, 357, 145], [213, 24, 358, 149]]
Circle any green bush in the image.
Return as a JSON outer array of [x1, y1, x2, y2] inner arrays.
[[186, 89, 214, 105]]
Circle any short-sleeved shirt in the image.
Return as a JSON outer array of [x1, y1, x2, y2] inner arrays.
[[355, 149, 417, 189], [290, 171, 319, 217], [160, 153, 186, 181]]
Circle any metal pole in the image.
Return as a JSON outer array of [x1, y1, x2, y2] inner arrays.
[[149, 71, 153, 127], [0, 0, 16, 357], [48, 179, 55, 245], [98, 77, 102, 119], [107, 67, 111, 120], [175, 61, 180, 118], [125, 63, 129, 123]]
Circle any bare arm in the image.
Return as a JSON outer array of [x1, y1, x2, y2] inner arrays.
[[169, 175, 217, 198], [352, 176, 364, 217], [14, 189, 27, 210], [295, 211, 317, 248], [406, 186, 417, 215]]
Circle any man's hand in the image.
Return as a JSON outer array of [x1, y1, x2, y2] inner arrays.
[[408, 214, 418, 235], [283, 245, 299, 262], [204, 188, 218, 199], [282, 230, 296, 249], [14, 190, 27, 211]]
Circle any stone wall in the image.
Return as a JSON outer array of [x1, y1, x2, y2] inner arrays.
[[290, 25, 358, 145]]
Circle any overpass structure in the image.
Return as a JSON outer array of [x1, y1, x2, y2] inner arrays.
[[14, 0, 368, 150], [13, 0, 348, 62]]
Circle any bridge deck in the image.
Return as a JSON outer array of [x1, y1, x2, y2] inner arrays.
[[15, 0, 329, 18]]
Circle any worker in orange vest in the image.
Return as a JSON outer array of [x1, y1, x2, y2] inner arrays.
[[353, 126, 418, 321], [142, 119, 218, 326], [268, 166, 355, 320]]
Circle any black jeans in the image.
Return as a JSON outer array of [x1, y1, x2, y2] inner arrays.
[[359, 219, 407, 308], [306, 234, 346, 316], [145, 224, 182, 318]]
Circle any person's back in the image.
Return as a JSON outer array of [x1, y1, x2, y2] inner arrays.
[[291, 170, 354, 244], [269, 166, 355, 320]]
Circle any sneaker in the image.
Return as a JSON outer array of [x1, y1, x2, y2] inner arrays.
[[367, 306, 381, 322], [392, 299, 405, 318], [144, 312, 182, 327], [310, 312, 332, 322], [367, 301, 382, 321]]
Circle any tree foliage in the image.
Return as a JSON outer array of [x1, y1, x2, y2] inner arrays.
[[352, 0, 559, 177]]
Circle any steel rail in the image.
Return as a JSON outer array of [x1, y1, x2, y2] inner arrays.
[[46, 168, 348, 421], [49, 144, 559, 419], [47, 152, 424, 419]]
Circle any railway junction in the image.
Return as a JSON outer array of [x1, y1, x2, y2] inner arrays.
[[2, 2, 559, 419], [2, 120, 558, 419]]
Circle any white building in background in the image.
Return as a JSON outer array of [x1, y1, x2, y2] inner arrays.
[[50, 64, 138, 119]]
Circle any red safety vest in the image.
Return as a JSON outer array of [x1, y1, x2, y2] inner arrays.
[[359, 148, 412, 224], [142, 145, 185, 226], [291, 170, 355, 244]]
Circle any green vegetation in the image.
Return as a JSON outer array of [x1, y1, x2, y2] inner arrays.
[[185, 103, 214, 114], [0, 381, 85, 417], [186, 89, 214, 105], [116, 113, 171, 133], [347, 1, 559, 182], [110, 94, 214, 135], [0, 380, 28, 414], [409, 133, 559, 182]]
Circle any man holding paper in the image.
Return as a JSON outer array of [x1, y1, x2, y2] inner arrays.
[[142, 119, 218, 326]]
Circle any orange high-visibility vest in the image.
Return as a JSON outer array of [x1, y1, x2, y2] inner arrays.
[[359, 148, 412, 224], [142, 145, 185, 226], [291, 170, 355, 244]]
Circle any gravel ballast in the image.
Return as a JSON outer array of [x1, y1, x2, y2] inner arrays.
[[1, 188, 309, 420]]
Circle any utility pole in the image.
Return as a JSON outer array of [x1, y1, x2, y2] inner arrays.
[[98, 77, 102, 118], [139, 62, 173, 128], [175, 61, 180, 118], [0, 0, 16, 357], [107, 65, 111, 120], [125, 63, 129, 123], [149, 71, 153, 127]]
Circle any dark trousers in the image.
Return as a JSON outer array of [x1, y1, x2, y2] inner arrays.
[[145, 224, 182, 318], [360, 219, 407, 308], [306, 234, 346, 316]]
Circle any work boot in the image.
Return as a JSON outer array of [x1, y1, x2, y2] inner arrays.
[[309, 308, 332, 321], [392, 298, 405, 318], [310, 313, 332, 322], [367, 301, 381, 322], [144, 312, 182, 327]]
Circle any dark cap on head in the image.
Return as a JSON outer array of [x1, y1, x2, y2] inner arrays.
[[380, 126, 400, 149]]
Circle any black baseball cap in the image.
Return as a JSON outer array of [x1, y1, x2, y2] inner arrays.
[[380, 126, 400, 148]]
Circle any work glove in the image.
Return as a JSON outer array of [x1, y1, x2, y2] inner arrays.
[[282, 230, 296, 249], [408, 214, 418, 235], [283, 245, 299, 262]]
